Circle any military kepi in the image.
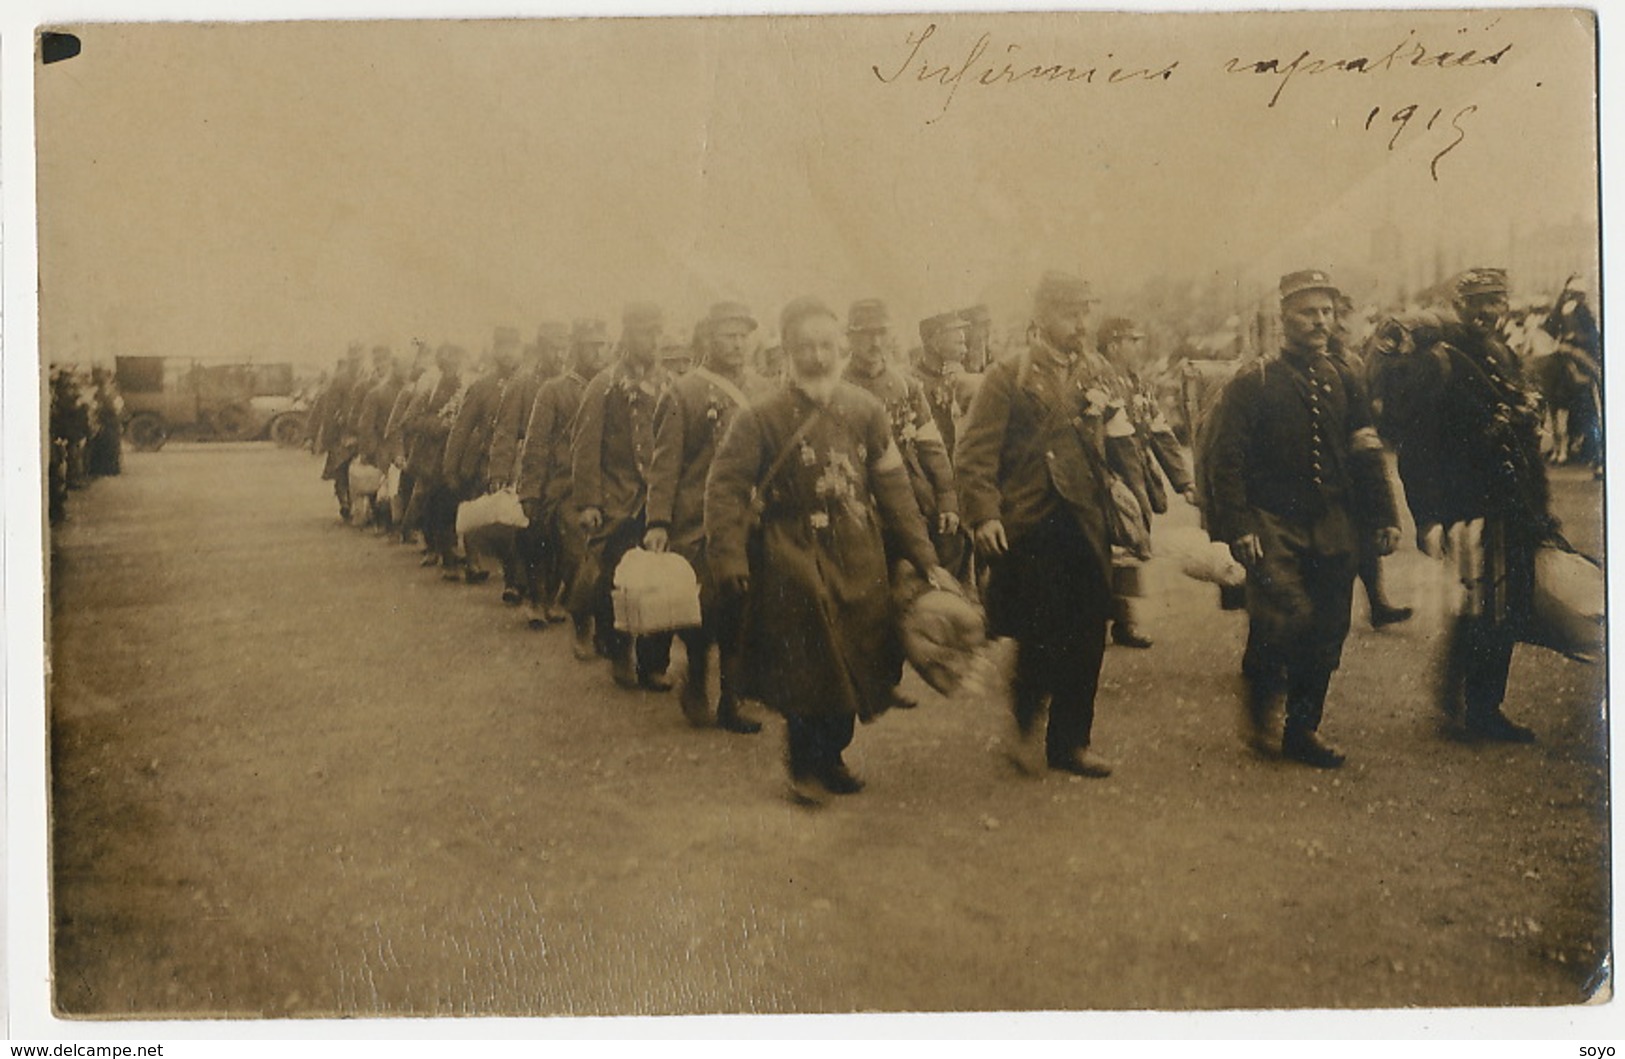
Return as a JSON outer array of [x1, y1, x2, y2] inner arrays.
[[1278, 269, 1340, 301], [705, 301, 758, 333], [846, 298, 890, 333], [1455, 267, 1509, 297], [919, 310, 970, 344], [622, 301, 664, 330], [1035, 270, 1099, 308]]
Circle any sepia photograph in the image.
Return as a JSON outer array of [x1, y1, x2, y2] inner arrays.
[[23, 0, 1609, 1032]]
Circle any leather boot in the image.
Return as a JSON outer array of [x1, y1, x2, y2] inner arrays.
[[679, 647, 713, 727], [611, 645, 639, 689], [715, 656, 762, 734], [572, 619, 596, 661]]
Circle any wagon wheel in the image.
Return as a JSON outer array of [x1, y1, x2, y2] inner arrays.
[[269, 413, 307, 448], [125, 413, 167, 452]]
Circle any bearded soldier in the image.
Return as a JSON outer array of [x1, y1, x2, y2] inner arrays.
[[706, 296, 952, 804]]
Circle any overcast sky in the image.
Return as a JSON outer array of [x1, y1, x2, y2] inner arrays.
[[36, 8, 1598, 367]]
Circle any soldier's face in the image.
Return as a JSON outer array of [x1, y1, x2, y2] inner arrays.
[[574, 340, 607, 374], [493, 343, 520, 372], [786, 314, 842, 382], [710, 321, 752, 371], [623, 322, 662, 363], [929, 329, 968, 365], [1281, 292, 1336, 354], [848, 328, 889, 371], [1459, 293, 1509, 335], [1109, 335, 1146, 367], [1037, 301, 1092, 355]]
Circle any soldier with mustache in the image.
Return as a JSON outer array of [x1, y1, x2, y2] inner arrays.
[[1206, 270, 1402, 769]]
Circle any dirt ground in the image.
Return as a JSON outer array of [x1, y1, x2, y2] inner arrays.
[[47, 443, 1609, 1019]]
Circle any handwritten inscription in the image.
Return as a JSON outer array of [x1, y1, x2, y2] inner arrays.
[[872, 23, 1520, 180], [1223, 31, 1512, 107], [1365, 103, 1479, 182], [871, 23, 1178, 121]]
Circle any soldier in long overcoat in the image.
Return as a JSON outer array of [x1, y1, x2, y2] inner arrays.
[[1371, 268, 1554, 743], [706, 296, 948, 803]]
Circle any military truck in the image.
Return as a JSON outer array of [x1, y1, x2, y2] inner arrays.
[[115, 356, 309, 451]]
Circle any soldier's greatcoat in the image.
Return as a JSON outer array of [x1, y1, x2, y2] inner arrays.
[[706, 381, 935, 721]]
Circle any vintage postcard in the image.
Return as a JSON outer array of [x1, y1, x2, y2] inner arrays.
[[29, 4, 1606, 1031]]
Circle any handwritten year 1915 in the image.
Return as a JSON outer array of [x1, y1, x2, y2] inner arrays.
[[1365, 102, 1478, 182]]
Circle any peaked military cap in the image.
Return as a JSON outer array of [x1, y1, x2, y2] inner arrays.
[[535, 321, 569, 348], [705, 301, 758, 332], [1455, 268, 1510, 298], [919, 311, 971, 344], [1279, 269, 1340, 301], [493, 326, 522, 349], [622, 302, 665, 330], [780, 296, 839, 340], [959, 304, 993, 326], [1097, 317, 1145, 346], [1035, 271, 1100, 308], [847, 298, 891, 332]]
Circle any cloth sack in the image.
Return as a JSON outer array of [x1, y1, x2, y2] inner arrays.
[[1527, 542, 1604, 664], [348, 461, 384, 497], [377, 464, 400, 504], [456, 488, 529, 538], [613, 548, 703, 634]]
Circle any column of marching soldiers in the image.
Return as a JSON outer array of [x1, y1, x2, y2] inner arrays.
[[303, 265, 1580, 805]]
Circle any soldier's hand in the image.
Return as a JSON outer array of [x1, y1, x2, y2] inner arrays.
[[974, 519, 1009, 557], [938, 511, 961, 537], [521, 498, 544, 524], [642, 526, 669, 553], [1230, 533, 1264, 567], [488, 475, 510, 493], [723, 572, 750, 596], [1418, 522, 1445, 559], [579, 507, 604, 535], [1373, 526, 1401, 557], [1182, 486, 1199, 506]]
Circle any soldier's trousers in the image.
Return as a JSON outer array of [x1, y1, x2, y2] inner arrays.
[[786, 713, 856, 779], [1242, 509, 1356, 734], [331, 458, 353, 517], [422, 482, 461, 563], [592, 515, 672, 677], [676, 549, 747, 705], [505, 520, 546, 602], [986, 511, 1112, 758]]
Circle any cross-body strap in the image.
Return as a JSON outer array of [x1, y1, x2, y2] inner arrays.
[[751, 404, 828, 513], [690, 365, 751, 411]]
